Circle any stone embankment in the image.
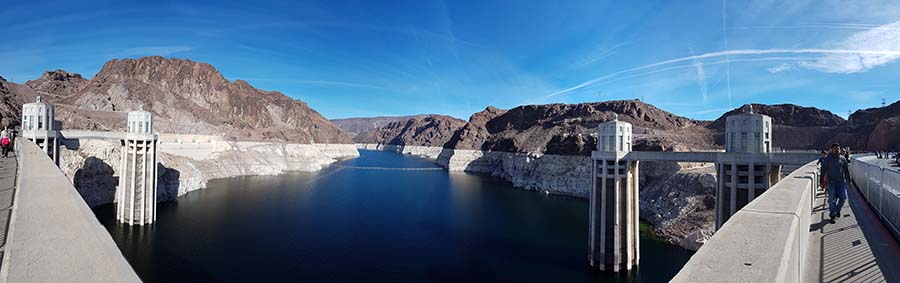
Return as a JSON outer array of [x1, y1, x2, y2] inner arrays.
[[357, 143, 716, 250], [60, 139, 359, 207]]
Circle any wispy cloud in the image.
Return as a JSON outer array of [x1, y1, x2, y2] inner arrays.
[[689, 47, 708, 103], [243, 78, 392, 90], [546, 48, 900, 98], [688, 107, 734, 116], [767, 63, 792, 73], [800, 21, 900, 73], [117, 46, 193, 57], [577, 41, 634, 67], [722, 0, 732, 107], [731, 23, 886, 30]]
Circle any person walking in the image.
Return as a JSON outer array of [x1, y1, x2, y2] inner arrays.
[[817, 150, 828, 197], [820, 143, 851, 224], [1, 127, 10, 158]]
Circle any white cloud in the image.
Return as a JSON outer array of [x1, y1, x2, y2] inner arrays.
[[546, 48, 900, 98], [767, 63, 792, 73], [800, 21, 900, 73]]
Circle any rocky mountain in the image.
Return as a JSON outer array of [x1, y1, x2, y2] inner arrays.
[[447, 100, 713, 155], [0, 77, 38, 127], [708, 103, 845, 129], [26, 70, 87, 99], [331, 115, 428, 139], [7, 56, 351, 144], [444, 106, 507, 150], [707, 102, 900, 151], [839, 100, 900, 151], [709, 103, 849, 150], [354, 115, 466, 147]]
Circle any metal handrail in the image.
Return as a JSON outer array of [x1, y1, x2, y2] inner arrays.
[[849, 155, 900, 240]]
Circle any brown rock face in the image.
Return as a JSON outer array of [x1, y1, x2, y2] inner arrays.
[[867, 116, 900, 150], [332, 115, 428, 139], [711, 103, 854, 150], [50, 56, 349, 143], [447, 100, 712, 155], [355, 115, 466, 147], [26, 70, 87, 98], [0, 77, 37, 127], [709, 103, 845, 129], [444, 106, 507, 150]]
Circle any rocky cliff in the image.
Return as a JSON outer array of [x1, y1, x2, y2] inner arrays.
[[0, 77, 37, 126], [709, 103, 850, 150], [69, 57, 350, 143], [354, 115, 466, 146], [6, 57, 351, 143], [447, 100, 713, 155], [844, 101, 900, 151], [26, 70, 88, 99], [59, 139, 360, 207], [331, 115, 428, 139]]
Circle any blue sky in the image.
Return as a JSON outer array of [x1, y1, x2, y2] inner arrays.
[[2, 0, 900, 120]]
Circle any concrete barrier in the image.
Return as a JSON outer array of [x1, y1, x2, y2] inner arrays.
[[671, 160, 818, 283], [2, 141, 139, 283]]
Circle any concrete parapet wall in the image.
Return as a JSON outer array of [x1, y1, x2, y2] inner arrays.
[[157, 133, 223, 144], [671, 160, 819, 283], [4, 141, 140, 282]]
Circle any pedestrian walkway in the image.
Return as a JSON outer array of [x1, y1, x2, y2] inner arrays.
[[804, 180, 900, 282], [0, 151, 16, 266]]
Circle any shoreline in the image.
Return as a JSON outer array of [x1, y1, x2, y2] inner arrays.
[[61, 140, 713, 251]]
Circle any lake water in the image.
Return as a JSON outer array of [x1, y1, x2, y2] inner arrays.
[[94, 150, 692, 282]]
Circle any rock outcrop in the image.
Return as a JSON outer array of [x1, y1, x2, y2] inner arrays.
[[331, 115, 428, 139], [9, 57, 351, 144], [844, 101, 900, 151], [447, 100, 712, 154], [26, 70, 87, 98], [708, 103, 845, 129], [354, 115, 466, 146], [59, 139, 360, 207]]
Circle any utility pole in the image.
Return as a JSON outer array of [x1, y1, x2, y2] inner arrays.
[[883, 98, 887, 108]]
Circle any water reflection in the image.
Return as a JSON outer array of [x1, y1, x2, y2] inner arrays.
[[94, 150, 692, 282]]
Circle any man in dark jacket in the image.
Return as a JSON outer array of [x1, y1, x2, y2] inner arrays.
[[820, 143, 850, 224]]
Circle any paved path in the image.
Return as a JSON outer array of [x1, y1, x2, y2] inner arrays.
[[804, 180, 900, 282], [0, 152, 15, 267], [3, 141, 139, 283]]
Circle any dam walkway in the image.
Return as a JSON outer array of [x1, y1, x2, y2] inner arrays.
[[0, 141, 139, 283], [674, 157, 900, 283], [0, 150, 15, 267]]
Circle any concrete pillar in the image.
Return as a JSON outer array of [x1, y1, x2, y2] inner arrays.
[[590, 158, 639, 272], [716, 159, 781, 229], [140, 141, 148, 225], [129, 139, 136, 225], [716, 163, 724, 229], [748, 161, 755, 200], [730, 161, 737, 216], [118, 110, 158, 226]]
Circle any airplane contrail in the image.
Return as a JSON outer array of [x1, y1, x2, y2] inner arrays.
[[545, 48, 900, 98]]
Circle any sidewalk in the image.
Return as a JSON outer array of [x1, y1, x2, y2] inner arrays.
[[803, 181, 900, 282], [0, 152, 14, 266]]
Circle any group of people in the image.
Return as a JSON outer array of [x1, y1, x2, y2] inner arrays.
[[0, 127, 13, 158], [817, 143, 852, 224]]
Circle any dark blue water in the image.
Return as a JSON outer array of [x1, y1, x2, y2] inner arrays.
[[94, 150, 692, 282]]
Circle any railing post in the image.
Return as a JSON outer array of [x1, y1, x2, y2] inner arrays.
[[881, 168, 886, 222]]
